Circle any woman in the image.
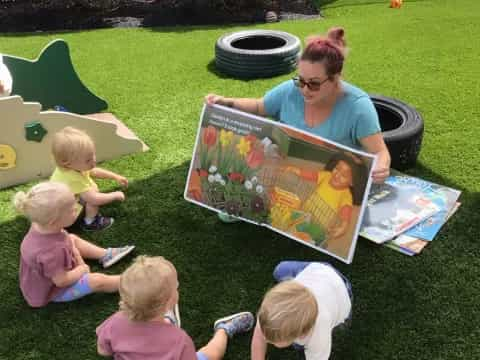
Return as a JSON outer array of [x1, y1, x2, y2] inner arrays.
[[206, 27, 390, 223], [206, 26, 390, 182]]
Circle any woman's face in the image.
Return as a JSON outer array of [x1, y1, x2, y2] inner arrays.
[[297, 60, 337, 104], [330, 160, 353, 189]]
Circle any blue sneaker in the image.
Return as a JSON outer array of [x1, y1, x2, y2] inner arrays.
[[218, 212, 241, 223], [214, 312, 255, 338]]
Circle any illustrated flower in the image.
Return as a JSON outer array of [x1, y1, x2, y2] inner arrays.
[[228, 172, 245, 183], [219, 129, 234, 147], [250, 195, 265, 213], [251, 176, 258, 184], [208, 175, 215, 183], [256, 185, 264, 194], [214, 173, 223, 182], [236, 137, 251, 157], [261, 137, 272, 148], [246, 148, 264, 169], [245, 134, 258, 145], [224, 200, 241, 216], [219, 179, 226, 186], [209, 165, 217, 173], [244, 180, 253, 190], [202, 126, 217, 148]]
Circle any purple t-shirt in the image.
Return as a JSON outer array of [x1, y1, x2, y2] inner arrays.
[[19, 227, 76, 307], [96, 312, 197, 360]]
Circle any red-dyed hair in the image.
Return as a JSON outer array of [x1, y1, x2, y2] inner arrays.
[[300, 27, 347, 78]]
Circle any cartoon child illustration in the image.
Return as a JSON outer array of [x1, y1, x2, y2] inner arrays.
[[286, 152, 368, 241]]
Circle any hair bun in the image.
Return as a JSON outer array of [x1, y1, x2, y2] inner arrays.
[[327, 27, 346, 48]]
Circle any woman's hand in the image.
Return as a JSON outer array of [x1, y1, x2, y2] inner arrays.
[[372, 165, 390, 183], [205, 93, 232, 107]]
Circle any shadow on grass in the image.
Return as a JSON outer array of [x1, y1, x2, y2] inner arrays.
[[0, 160, 478, 359]]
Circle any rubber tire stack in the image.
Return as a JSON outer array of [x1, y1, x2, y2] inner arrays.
[[370, 95, 424, 170], [215, 30, 301, 79]]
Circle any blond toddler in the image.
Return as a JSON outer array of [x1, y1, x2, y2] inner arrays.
[[50, 126, 127, 231], [14, 182, 135, 307], [251, 261, 353, 360], [97, 256, 254, 360]]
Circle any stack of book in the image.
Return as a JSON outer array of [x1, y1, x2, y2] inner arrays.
[[359, 170, 461, 256]]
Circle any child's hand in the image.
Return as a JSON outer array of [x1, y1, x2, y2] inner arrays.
[[79, 263, 90, 274], [115, 175, 129, 188], [114, 191, 125, 202], [72, 246, 85, 266]]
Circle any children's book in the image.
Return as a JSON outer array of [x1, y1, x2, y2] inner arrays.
[[359, 171, 443, 244], [401, 178, 461, 241], [185, 104, 377, 264], [384, 201, 461, 256]]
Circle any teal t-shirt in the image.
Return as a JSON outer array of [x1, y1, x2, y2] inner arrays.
[[263, 80, 381, 150]]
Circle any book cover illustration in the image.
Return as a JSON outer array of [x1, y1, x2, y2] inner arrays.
[[384, 201, 460, 256], [185, 104, 377, 263], [400, 174, 461, 241], [359, 174, 441, 244]]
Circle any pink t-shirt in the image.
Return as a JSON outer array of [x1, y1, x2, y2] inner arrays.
[[96, 312, 197, 360], [19, 227, 76, 307]]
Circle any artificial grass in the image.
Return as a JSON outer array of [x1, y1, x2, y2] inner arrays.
[[1, 0, 479, 359]]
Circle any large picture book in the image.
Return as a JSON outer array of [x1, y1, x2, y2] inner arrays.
[[359, 171, 443, 244], [185, 104, 377, 264]]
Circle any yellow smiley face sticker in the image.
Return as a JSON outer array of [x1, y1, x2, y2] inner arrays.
[[0, 144, 16, 170]]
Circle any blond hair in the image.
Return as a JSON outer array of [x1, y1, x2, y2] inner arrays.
[[51, 126, 95, 166], [13, 182, 75, 225], [119, 256, 177, 322], [258, 280, 318, 344]]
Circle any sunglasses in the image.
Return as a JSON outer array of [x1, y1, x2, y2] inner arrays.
[[292, 76, 329, 91]]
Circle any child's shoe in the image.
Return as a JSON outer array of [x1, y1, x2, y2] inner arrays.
[[214, 312, 255, 338], [81, 214, 114, 231], [164, 303, 182, 327], [99, 245, 135, 268]]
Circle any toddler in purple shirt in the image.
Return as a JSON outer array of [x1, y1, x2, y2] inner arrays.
[[96, 256, 255, 360], [14, 181, 135, 307]]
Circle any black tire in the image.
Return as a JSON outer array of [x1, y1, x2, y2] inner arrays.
[[215, 30, 301, 79], [370, 95, 424, 170]]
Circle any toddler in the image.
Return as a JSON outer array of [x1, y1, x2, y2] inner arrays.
[[251, 261, 353, 360], [97, 255, 254, 360], [14, 181, 135, 308], [50, 126, 128, 231]]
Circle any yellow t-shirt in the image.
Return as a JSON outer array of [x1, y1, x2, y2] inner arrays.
[[50, 167, 96, 195], [304, 171, 353, 214], [50, 167, 96, 215]]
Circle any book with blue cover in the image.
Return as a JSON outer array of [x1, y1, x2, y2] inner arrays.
[[360, 171, 442, 244], [401, 177, 461, 241]]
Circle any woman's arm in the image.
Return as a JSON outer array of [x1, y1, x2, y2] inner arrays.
[[205, 94, 267, 116], [360, 133, 391, 183]]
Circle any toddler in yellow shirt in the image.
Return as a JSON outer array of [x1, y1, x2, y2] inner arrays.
[[50, 126, 127, 231]]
